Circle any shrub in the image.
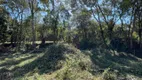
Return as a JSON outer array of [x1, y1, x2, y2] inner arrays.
[[43, 43, 94, 80]]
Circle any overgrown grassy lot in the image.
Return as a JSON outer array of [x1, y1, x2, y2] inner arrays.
[[0, 43, 142, 80]]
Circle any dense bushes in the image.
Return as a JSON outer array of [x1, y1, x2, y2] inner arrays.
[[79, 39, 97, 50], [0, 16, 9, 43]]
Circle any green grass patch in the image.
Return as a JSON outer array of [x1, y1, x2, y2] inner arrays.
[[0, 43, 142, 80]]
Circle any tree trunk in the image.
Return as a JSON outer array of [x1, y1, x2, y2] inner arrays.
[[53, 14, 58, 43], [31, 2, 36, 48]]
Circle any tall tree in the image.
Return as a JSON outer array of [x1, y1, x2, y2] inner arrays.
[[28, 0, 38, 47]]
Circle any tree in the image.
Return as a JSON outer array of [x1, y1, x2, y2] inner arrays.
[[28, 0, 39, 48], [73, 9, 91, 39], [4, 0, 29, 50]]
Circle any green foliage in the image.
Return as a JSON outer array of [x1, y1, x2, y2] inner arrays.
[[0, 16, 9, 43], [81, 0, 97, 7], [132, 32, 139, 41], [102, 68, 116, 80], [44, 43, 94, 80], [119, 0, 132, 12], [79, 38, 96, 50]]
